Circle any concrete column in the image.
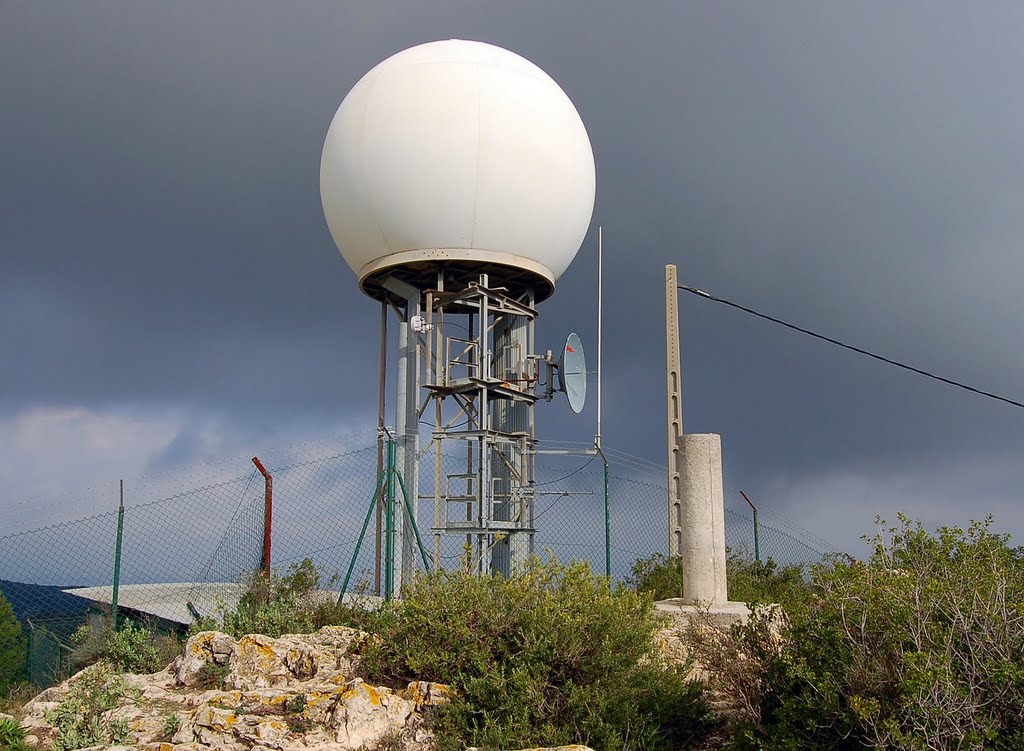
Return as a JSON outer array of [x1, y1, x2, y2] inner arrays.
[[681, 433, 728, 605], [381, 276, 422, 594], [392, 305, 409, 593], [399, 294, 420, 590]]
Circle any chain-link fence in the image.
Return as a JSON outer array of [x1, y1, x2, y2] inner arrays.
[[0, 437, 836, 690]]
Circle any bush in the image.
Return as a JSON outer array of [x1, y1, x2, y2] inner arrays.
[[687, 515, 1024, 750], [0, 593, 26, 693], [162, 713, 180, 740], [364, 557, 712, 751], [71, 618, 178, 674], [630, 551, 810, 610], [727, 556, 809, 610], [629, 552, 686, 600], [204, 559, 371, 638], [45, 663, 136, 751], [0, 715, 31, 751]]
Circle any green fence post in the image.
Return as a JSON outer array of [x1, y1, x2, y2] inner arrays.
[[25, 624, 32, 684], [111, 479, 125, 629], [384, 440, 396, 601], [603, 459, 611, 578], [740, 491, 760, 563], [395, 470, 431, 571], [753, 508, 761, 563], [340, 471, 387, 601]]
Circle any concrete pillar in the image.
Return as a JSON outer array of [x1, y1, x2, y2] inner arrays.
[[681, 433, 728, 605]]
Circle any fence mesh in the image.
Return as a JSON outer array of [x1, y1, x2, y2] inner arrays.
[[0, 437, 836, 690]]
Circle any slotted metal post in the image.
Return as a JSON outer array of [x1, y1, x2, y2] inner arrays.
[[666, 265, 685, 557]]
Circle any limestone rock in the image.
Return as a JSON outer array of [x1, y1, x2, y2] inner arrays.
[[20, 626, 450, 751], [124, 667, 183, 702], [225, 626, 364, 691], [18, 704, 59, 731], [400, 681, 451, 710], [175, 631, 238, 687], [331, 679, 415, 748]]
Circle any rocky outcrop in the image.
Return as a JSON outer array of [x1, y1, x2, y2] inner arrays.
[[20, 627, 446, 751], [16, 626, 600, 751]]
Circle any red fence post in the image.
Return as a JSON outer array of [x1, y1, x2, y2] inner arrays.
[[252, 457, 273, 577]]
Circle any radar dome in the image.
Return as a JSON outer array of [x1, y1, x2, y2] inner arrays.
[[320, 39, 596, 302]]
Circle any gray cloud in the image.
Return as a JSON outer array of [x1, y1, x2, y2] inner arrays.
[[4, 2, 1024, 550]]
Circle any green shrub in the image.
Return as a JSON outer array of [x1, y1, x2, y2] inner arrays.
[[0, 715, 30, 751], [71, 619, 178, 674], [688, 515, 1024, 750], [630, 551, 810, 610], [194, 661, 230, 690], [629, 552, 686, 600], [162, 713, 180, 740], [726, 556, 809, 610], [45, 663, 136, 751], [0, 593, 26, 694], [364, 557, 712, 751], [108, 621, 164, 673], [208, 559, 370, 638]]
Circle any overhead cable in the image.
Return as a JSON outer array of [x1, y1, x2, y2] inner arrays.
[[678, 283, 1024, 411]]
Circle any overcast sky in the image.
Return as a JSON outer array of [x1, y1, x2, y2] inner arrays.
[[4, 2, 1024, 556]]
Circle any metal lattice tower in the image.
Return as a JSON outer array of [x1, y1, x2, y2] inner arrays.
[[420, 273, 538, 575]]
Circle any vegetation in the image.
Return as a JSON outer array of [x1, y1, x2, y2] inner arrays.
[[0, 593, 26, 694], [630, 551, 810, 609], [194, 558, 371, 638], [191, 514, 1024, 750], [194, 660, 231, 690], [44, 663, 136, 751], [71, 618, 179, 674], [162, 712, 180, 740], [363, 557, 712, 751], [0, 715, 31, 751], [686, 515, 1024, 750], [0, 683, 35, 720]]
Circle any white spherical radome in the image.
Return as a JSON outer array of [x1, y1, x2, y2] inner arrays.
[[320, 39, 596, 300]]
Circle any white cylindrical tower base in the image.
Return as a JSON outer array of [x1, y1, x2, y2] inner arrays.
[[681, 433, 728, 606]]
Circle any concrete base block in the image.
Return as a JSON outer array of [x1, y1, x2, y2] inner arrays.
[[655, 598, 753, 630]]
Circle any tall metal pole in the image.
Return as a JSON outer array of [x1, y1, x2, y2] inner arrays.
[[596, 226, 603, 450], [111, 479, 124, 628], [375, 299, 387, 595], [665, 265, 685, 558]]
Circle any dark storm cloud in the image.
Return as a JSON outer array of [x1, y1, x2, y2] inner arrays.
[[4, 2, 1024, 546]]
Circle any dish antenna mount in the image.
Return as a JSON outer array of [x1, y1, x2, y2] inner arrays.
[[545, 333, 587, 414]]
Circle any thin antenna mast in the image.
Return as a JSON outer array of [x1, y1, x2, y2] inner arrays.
[[596, 226, 603, 449]]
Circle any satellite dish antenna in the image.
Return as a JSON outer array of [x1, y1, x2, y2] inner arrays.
[[557, 333, 587, 414]]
